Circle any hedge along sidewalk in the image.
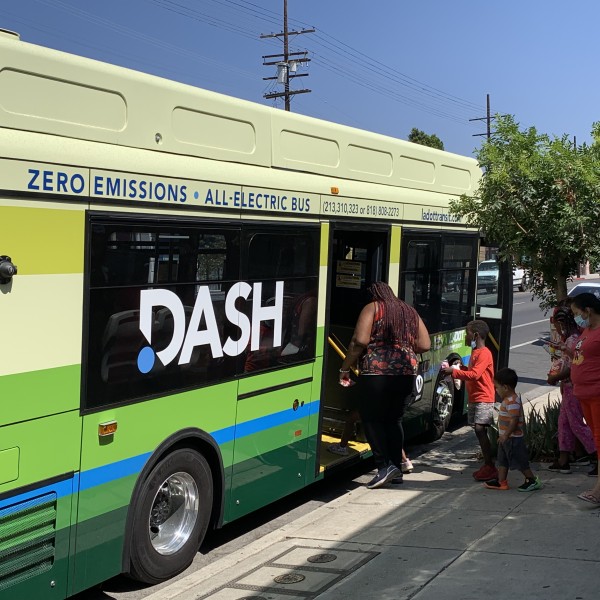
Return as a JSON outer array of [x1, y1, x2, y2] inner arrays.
[[521, 387, 562, 461]]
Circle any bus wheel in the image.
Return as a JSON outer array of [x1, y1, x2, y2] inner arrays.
[[429, 379, 454, 440], [128, 449, 213, 584]]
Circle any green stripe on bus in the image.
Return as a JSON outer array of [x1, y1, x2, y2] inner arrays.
[[232, 417, 312, 463], [391, 225, 401, 263], [71, 506, 129, 595], [79, 383, 240, 474], [320, 222, 329, 266], [225, 433, 317, 522], [0, 365, 80, 420], [236, 362, 314, 396], [1, 206, 85, 275]]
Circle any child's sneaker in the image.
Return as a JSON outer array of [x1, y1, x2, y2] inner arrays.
[[327, 443, 348, 456], [588, 464, 598, 477], [401, 459, 414, 474], [473, 464, 498, 481], [572, 455, 591, 466], [484, 479, 509, 490], [518, 476, 542, 492]]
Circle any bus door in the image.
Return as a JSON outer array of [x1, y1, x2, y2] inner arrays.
[[399, 230, 478, 438], [322, 225, 389, 452], [229, 225, 319, 521], [475, 243, 513, 370]]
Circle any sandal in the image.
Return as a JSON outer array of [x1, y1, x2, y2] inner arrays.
[[577, 491, 600, 505]]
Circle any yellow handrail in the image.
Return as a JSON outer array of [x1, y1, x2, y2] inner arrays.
[[327, 336, 360, 376], [487, 331, 500, 351]]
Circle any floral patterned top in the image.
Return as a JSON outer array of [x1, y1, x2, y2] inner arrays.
[[360, 301, 419, 376]]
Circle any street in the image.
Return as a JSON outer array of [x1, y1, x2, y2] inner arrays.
[[508, 288, 554, 399], [74, 285, 578, 600]]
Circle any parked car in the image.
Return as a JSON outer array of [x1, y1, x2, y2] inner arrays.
[[568, 282, 600, 300], [477, 260, 528, 293]]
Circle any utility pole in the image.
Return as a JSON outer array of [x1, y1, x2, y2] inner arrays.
[[261, 0, 314, 111], [470, 94, 494, 139]]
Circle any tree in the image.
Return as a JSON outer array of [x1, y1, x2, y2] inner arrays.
[[449, 115, 600, 310], [408, 128, 444, 150]]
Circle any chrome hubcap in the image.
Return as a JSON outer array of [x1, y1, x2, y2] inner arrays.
[[149, 472, 199, 555], [435, 382, 453, 421]]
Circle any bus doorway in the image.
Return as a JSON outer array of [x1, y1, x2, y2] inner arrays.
[[321, 226, 389, 468]]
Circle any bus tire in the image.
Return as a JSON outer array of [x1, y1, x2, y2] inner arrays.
[[128, 448, 213, 584], [428, 377, 454, 441]]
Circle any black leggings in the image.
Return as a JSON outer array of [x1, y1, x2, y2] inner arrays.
[[357, 375, 414, 470]]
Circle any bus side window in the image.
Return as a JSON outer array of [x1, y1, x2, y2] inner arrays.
[[400, 240, 440, 333], [242, 229, 319, 372]]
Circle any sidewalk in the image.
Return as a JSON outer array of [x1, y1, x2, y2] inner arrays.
[[148, 390, 599, 600]]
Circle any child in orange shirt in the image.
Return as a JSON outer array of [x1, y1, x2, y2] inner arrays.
[[443, 320, 497, 481]]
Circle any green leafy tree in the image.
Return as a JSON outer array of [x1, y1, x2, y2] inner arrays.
[[449, 115, 600, 310], [408, 127, 444, 150]]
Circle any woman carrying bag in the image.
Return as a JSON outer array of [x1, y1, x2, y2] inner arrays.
[[339, 282, 430, 489]]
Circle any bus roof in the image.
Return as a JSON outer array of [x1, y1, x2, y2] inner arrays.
[[0, 33, 480, 195]]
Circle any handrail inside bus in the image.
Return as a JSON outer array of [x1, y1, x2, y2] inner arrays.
[[327, 334, 360, 376], [487, 331, 500, 351]]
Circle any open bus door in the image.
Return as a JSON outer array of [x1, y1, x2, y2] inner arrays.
[[321, 225, 389, 466], [475, 244, 513, 370]]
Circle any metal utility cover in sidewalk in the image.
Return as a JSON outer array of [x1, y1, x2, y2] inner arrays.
[[195, 545, 379, 599]]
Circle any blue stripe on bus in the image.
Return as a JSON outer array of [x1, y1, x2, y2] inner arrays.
[[0, 398, 321, 505], [234, 400, 320, 439], [0, 474, 78, 513], [79, 453, 152, 491]]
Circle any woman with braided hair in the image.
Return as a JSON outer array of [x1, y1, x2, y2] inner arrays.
[[338, 282, 430, 489]]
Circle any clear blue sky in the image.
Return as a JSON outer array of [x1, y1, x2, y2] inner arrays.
[[4, 0, 599, 156]]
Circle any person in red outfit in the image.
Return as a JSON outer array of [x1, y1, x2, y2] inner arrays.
[[443, 320, 497, 481], [570, 293, 600, 504]]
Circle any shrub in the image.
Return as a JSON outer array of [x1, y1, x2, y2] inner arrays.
[[523, 396, 561, 461]]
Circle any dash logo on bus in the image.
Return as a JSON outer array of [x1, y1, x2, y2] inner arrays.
[[136, 282, 284, 373]]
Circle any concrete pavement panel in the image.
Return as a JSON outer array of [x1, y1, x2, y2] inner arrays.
[[407, 551, 598, 600]]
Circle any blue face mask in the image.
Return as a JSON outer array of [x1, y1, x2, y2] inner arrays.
[[574, 314, 590, 328]]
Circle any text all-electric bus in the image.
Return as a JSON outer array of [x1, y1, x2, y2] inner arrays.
[[0, 30, 512, 599]]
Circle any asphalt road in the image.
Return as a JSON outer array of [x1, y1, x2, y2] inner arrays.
[[73, 283, 585, 600], [508, 288, 554, 399]]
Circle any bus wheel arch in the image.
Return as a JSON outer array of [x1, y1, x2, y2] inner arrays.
[[123, 429, 224, 583]]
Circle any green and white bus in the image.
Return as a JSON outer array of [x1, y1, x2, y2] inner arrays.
[[0, 30, 512, 599]]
